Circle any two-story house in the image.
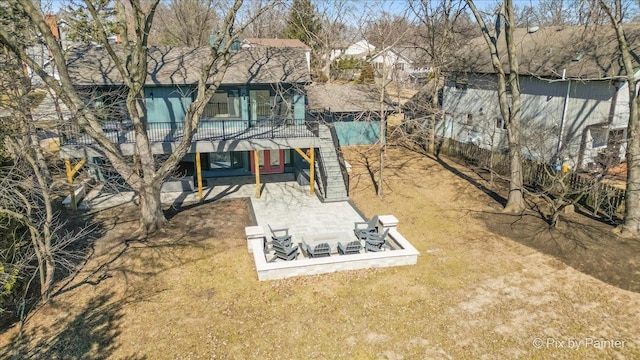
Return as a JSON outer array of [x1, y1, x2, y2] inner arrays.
[[59, 44, 349, 203]]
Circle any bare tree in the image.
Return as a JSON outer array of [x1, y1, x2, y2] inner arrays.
[[599, 0, 640, 237], [314, 0, 354, 82], [0, 0, 272, 235], [150, 0, 219, 47], [361, 4, 414, 198], [409, 0, 473, 155], [465, 0, 526, 213], [0, 40, 85, 303], [241, 0, 286, 38]]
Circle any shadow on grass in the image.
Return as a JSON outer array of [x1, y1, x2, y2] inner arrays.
[[434, 155, 507, 208], [471, 207, 640, 292], [0, 292, 145, 360], [0, 207, 110, 334], [373, 143, 640, 293]]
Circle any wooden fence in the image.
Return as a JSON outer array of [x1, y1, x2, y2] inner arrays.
[[437, 139, 626, 221]]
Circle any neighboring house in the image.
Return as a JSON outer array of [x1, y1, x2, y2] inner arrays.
[[402, 78, 443, 123], [441, 25, 640, 169], [330, 40, 376, 61], [27, 14, 119, 84], [306, 84, 392, 146], [369, 46, 432, 88], [242, 38, 311, 73], [58, 44, 349, 202]]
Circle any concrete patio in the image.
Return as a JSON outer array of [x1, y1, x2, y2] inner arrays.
[[80, 177, 363, 234], [77, 177, 419, 280]]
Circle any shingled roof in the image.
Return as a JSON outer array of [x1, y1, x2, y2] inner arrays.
[[66, 45, 311, 86], [452, 25, 640, 79], [243, 38, 310, 50], [306, 84, 392, 113]]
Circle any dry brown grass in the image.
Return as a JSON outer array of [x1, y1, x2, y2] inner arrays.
[[1, 146, 639, 359]]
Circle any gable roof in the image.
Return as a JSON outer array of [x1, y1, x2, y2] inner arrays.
[[306, 84, 391, 113], [370, 47, 411, 63], [370, 46, 431, 66], [452, 25, 640, 79], [66, 45, 311, 86], [244, 38, 310, 50]]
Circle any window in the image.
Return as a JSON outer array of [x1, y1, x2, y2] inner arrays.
[[273, 93, 294, 118], [204, 90, 240, 118], [250, 89, 294, 120], [209, 152, 243, 169], [466, 114, 473, 126], [395, 62, 405, 71]]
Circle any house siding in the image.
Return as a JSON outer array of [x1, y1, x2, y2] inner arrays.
[[442, 74, 616, 167], [334, 121, 380, 146], [144, 86, 194, 124]]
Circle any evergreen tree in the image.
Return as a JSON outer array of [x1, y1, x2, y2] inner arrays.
[[358, 63, 375, 84], [65, 0, 118, 43], [281, 0, 321, 49]]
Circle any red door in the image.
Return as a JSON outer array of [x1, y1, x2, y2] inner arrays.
[[250, 150, 285, 174]]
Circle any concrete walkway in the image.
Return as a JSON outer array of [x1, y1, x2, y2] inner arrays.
[[80, 180, 365, 239]]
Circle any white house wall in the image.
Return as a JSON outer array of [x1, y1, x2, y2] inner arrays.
[[371, 51, 413, 81], [330, 40, 375, 61], [442, 74, 616, 168]]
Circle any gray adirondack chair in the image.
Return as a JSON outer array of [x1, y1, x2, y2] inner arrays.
[[364, 228, 389, 252], [354, 216, 379, 240], [269, 224, 292, 247], [337, 240, 362, 255], [305, 242, 331, 258], [270, 241, 299, 262]]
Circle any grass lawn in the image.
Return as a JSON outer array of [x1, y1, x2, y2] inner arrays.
[[1, 146, 639, 359]]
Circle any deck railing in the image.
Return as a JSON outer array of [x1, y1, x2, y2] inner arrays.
[[60, 118, 318, 145]]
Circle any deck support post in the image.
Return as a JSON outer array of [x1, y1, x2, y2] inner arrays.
[[65, 157, 86, 210], [254, 150, 261, 198], [195, 152, 203, 201], [309, 148, 315, 195], [294, 148, 315, 195]]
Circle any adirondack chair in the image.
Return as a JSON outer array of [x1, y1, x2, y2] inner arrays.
[[337, 240, 362, 255], [270, 241, 299, 262], [354, 216, 379, 240], [269, 225, 292, 247], [364, 228, 389, 252], [304, 242, 331, 258]]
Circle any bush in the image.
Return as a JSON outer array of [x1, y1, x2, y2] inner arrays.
[[357, 64, 375, 84]]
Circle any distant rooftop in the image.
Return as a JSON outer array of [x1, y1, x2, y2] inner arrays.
[[243, 38, 310, 50], [306, 84, 391, 113], [452, 25, 640, 79]]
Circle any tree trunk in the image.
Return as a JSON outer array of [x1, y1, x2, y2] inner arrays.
[[139, 180, 166, 234], [378, 59, 387, 199], [598, 0, 640, 237], [428, 70, 440, 155], [504, 123, 525, 212], [620, 98, 640, 235], [502, 0, 526, 213], [41, 253, 55, 300]]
